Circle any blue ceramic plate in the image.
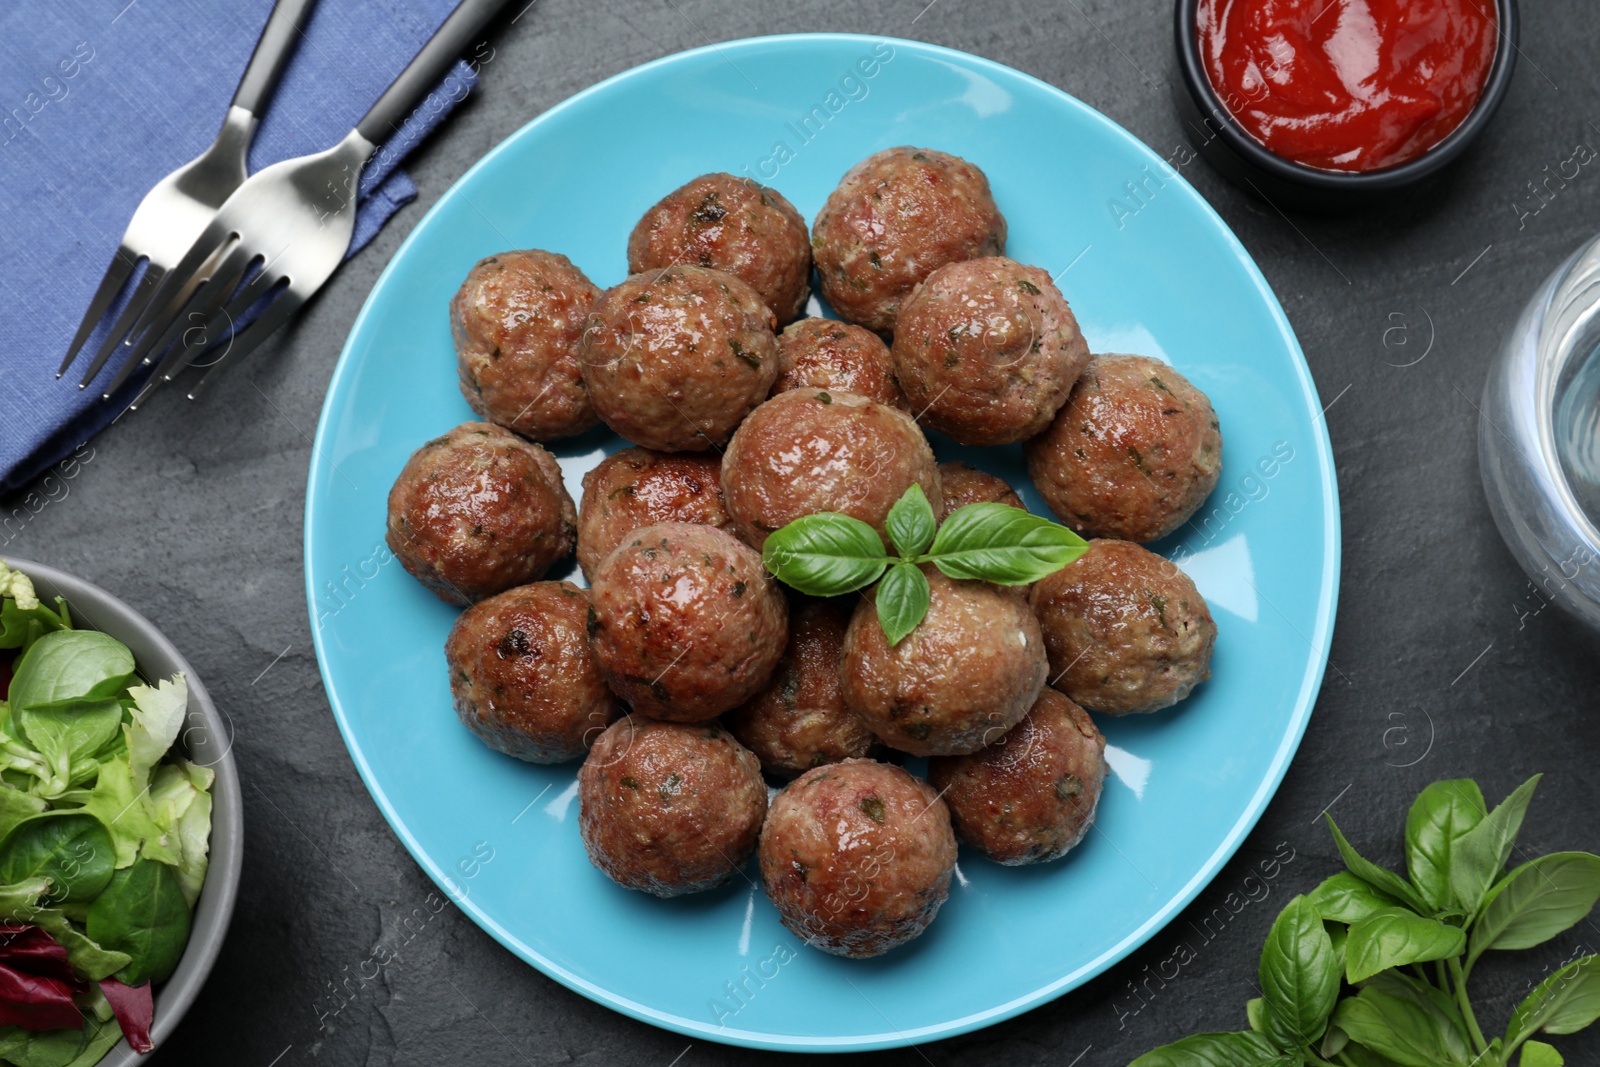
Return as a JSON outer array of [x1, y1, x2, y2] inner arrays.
[[305, 33, 1339, 1052]]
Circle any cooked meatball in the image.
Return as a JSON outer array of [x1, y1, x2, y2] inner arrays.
[[928, 689, 1107, 865], [811, 147, 1006, 334], [724, 598, 876, 777], [1031, 538, 1216, 714], [579, 717, 767, 897], [937, 461, 1026, 514], [721, 390, 942, 551], [772, 318, 906, 409], [588, 523, 787, 721], [892, 257, 1089, 445], [759, 759, 956, 958], [445, 582, 620, 762], [579, 266, 778, 452], [450, 249, 601, 440], [628, 173, 812, 323], [1026, 354, 1222, 542], [386, 422, 577, 604], [576, 448, 733, 581], [841, 568, 1047, 756]]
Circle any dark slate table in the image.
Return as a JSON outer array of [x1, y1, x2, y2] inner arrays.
[[8, 1, 1600, 1063]]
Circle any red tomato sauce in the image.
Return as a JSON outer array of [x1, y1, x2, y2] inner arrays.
[[1197, 0, 1498, 172]]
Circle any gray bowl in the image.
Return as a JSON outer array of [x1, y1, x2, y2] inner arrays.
[[1, 557, 243, 1063]]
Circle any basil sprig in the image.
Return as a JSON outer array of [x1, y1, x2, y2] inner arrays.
[[1132, 774, 1600, 1067], [761, 484, 1086, 645]]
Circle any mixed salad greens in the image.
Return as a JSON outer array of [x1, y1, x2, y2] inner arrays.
[[0, 562, 213, 1065]]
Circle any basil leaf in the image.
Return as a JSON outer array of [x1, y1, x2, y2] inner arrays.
[[1244, 997, 1265, 1034], [7, 630, 135, 711], [1333, 985, 1473, 1067], [1327, 920, 1348, 974], [1404, 779, 1486, 912], [1258, 894, 1339, 1049], [1519, 1039, 1564, 1066], [1507, 955, 1600, 1045], [1311, 872, 1403, 924], [1364, 967, 1467, 1032], [0, 812, 115, 903], [86, 858, 191, 985], [927, 502, 1086, 584], [1339, 1043, 1410, 1067], [762, 513, 890, 596], [1344, 907, 1466, 983], [1325, 814, 1431, 915], [1469, 852, 1600, 968], [885, 484, 936, 558], [1128, 1030, 1294, 1067], [875, 563, 930, 646], [1320, 1022, 1350, 1059], [1450, 774, 1540, 918]]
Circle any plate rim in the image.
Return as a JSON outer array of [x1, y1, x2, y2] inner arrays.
[[304, 30, 1342, 1052]]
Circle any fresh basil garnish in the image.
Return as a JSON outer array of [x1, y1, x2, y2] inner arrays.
[[761, 513, 890, 597], [761, 484, 1087, 645], [1133, 776, 1600, 1067]]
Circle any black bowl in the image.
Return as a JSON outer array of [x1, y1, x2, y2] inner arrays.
[[1173, 0, 1520, 210]]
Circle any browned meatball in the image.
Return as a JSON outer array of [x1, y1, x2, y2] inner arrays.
[[812, 147, 1006, 334], [772, 318, 907, 409], [928, 689, 1107, 865], [720, 390, 942, 551], [627, 173, 812, 323], [724, 598, 876, 777], [892, 257, 1089, 446], [1026, 354, 1222, 542], [1031, 539, 1216, 715], [759, 759, 957, 958], [588, 523, 787, 721], [579, 266, 778, 452], [579, 718, 767, 897], [445, 582, 620, 762], [385, 422, 577, 604], [937, 461, 1026, 514], [450, 250, 601, 440], [841, 568, 1047, 756], [576, 448, 733, 581]]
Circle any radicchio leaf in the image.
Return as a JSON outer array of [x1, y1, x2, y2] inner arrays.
[[0, 924, 78, 983], [0, 962, 83, 1031], [99, 977, 154, 1052]]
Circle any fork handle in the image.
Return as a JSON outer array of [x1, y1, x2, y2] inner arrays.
[[233, 0, 320, 115], [356, 0, 511, 144]]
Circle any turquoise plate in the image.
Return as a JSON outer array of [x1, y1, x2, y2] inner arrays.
[[305, 33, 1339, 1052]]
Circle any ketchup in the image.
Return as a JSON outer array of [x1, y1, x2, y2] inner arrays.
[[1197, 0, 1498, 172]]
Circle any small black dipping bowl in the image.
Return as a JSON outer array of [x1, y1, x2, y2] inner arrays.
[[1173, 0, 1520, 210]]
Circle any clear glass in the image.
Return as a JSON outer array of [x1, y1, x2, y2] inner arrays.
[[1480, 233, 1600, 630]]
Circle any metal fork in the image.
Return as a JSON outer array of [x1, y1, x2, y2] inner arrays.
[[58, 0, 317, 389], [113, 0, 513, 407]]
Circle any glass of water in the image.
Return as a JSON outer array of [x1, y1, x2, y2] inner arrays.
[[1480, 232, 1600, 631]]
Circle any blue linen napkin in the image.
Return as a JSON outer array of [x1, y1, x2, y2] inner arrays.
[[0, 0, 480, 497]]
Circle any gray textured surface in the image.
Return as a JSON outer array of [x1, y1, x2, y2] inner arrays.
[[7, 1, 1600, 1064]]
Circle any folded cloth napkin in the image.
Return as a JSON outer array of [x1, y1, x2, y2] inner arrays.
[[0, 0, 480, 497]]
